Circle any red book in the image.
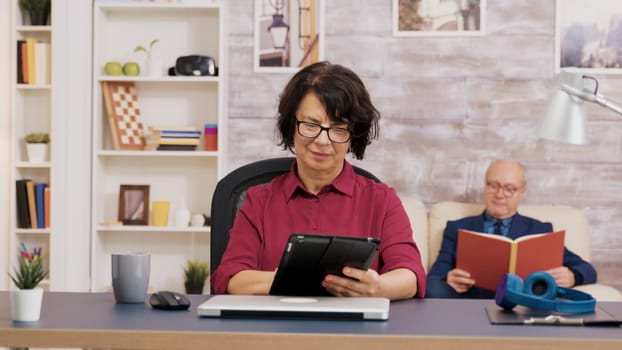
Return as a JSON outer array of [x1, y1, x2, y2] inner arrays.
[[456, 229, 565, 291]]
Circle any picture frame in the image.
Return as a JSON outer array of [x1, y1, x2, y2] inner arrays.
[[555, 0, 622, 73], [118, 184, 150, 225], [253, 0, 325, 73], [392, 0, 485, 37]]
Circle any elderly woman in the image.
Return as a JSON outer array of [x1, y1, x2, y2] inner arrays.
[[211, 61, 426, 299]]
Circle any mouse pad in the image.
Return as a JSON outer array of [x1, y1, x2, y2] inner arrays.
[[269, 233, 380, 297], [485, 304, 622, 326]]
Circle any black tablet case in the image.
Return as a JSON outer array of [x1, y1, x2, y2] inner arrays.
[[269, 234, 380, 296]]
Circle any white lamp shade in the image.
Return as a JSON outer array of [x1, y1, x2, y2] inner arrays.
[[536, 89, 589, 145], [536, 68, 589, 145]]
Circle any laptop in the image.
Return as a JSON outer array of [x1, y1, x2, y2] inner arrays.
[[197, 295, 390, 320]]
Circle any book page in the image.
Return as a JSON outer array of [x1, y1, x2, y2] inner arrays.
[[513, 230, 565, 278]]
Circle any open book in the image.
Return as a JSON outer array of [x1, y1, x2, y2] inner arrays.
[[456, 229, 565, 291]]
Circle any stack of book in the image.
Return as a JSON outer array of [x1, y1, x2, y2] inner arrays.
[[16, 38, 50, 85], [144, 126, 201, 151], [15, 179, 50, 229]]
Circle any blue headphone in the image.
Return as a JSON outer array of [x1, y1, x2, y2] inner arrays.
[[495, 272, 596, 313]]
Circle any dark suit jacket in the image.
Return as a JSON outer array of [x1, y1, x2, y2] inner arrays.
[[426, 212, 597, 286]]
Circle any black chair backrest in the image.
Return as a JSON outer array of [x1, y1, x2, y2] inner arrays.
[[209, 157, 381, 287]]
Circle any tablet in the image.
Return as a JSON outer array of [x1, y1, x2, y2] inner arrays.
[[269, 233, 380, 296]]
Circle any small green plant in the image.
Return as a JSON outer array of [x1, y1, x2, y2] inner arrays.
[[9, 254, 49, 290], [24, 133, 50, 144], [183, 259, 209, 294], [19, 0, 50, 11], [134, 39, 160, 60]]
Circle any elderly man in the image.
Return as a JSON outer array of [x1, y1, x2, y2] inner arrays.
[[426, 159, 596, 298]]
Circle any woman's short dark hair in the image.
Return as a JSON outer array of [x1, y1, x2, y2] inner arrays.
[[276, 61, 380, 160]]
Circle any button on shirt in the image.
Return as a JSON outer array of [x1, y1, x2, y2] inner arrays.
[[211, 161, 427, 297]]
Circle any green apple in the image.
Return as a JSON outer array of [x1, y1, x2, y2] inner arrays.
[[104, 61, 123, 76], [123, 62, 140, 76]]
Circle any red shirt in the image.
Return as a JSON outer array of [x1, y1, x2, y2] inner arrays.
[[211, 161, 426, 297]]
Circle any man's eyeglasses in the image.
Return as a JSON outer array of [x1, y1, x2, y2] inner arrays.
[[296, 120, 351, 143], [485, 181, 523, 197]]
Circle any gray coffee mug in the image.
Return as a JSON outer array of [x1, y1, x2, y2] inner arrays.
[[111, 252, 150, 304]]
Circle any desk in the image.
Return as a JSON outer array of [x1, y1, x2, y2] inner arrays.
[[1, 292, 621, 350]]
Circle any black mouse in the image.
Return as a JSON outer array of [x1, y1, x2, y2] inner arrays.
[[149, 291, 191, 310]]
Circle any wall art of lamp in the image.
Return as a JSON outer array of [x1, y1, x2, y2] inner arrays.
[[268, 0, 289, 49], [536, 67, 622, 145]]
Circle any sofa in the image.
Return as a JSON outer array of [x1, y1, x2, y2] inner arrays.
[[402, 199, 622, 301]]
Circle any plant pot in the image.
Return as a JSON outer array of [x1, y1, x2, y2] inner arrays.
[[26, 143, 49, 162], [185, 282, 204, 295], [29, 9, 49, 26], [10, 288, 44, 322]]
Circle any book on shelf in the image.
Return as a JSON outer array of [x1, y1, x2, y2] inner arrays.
[[26, 38, 36, 85], [456, 229, 565, 291], [44, 186, 51, 228], [17, 40, 25, 83], [35, 183, 47, 229], [34, 42, 50, 85], [156, 144, 197, 151], [20, 40, 28, 84], [16, 179, 31, 229], [26, 180, 38, 229]]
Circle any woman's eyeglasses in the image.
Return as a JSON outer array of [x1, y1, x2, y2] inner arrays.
[[296, 120, 351, 143]]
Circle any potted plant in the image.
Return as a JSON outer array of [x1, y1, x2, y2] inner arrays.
[[24, 132, 50, 162], [9, 253, 49, 321], [183, 259, 209, 294], [19, 0, 51, 26], [134, 39, 162, 76]]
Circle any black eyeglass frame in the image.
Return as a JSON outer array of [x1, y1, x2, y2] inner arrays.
[[295, 119, 352, 143]]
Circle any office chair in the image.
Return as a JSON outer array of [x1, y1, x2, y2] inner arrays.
[[209, 157, 381, 288]]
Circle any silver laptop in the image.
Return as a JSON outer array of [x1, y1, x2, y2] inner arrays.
[[197, 295, 390, 320]]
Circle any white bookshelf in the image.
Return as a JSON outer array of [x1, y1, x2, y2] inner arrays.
[[90, 1, 227, 294], [8, 0, 59, 290]]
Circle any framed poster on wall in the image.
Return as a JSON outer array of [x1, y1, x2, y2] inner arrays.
[[393, 0, 485, 37], [556, 0, 622, 73], [254, 0, 325, 73]]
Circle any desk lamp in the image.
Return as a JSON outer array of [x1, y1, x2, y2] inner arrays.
[[536, 67, 622, 144]]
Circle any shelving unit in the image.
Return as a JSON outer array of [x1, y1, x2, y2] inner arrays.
[[8, 0, 55, 290], [91, 1, 227, 294]]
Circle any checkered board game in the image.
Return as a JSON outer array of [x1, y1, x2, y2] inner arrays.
[[102, 81, 145, 150]]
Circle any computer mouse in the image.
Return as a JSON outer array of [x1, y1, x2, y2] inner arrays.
[[149, 290, 191, 310]]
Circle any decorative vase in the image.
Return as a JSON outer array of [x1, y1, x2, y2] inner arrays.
[[174, 202, 190, 228], [147, 58, 164, 77], [28, 9, 49, 26], [26, 143, 49, 162], [10, 288, 44, 322]]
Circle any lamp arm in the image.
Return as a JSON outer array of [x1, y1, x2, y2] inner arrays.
[[562, 84, 622, 117]]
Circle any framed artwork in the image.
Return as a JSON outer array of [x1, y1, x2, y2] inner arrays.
[[118, 184, 150, 225], [253, 0, 325, 73], [556, 0, 622, 73], [392, 0, 485, 37], [102, 81, 146, 150]]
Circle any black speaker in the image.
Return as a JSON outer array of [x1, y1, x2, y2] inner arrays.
[[495, 272, 596, 313]]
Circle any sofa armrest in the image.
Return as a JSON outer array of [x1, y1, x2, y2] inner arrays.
[[573, 284, 622, 302]]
